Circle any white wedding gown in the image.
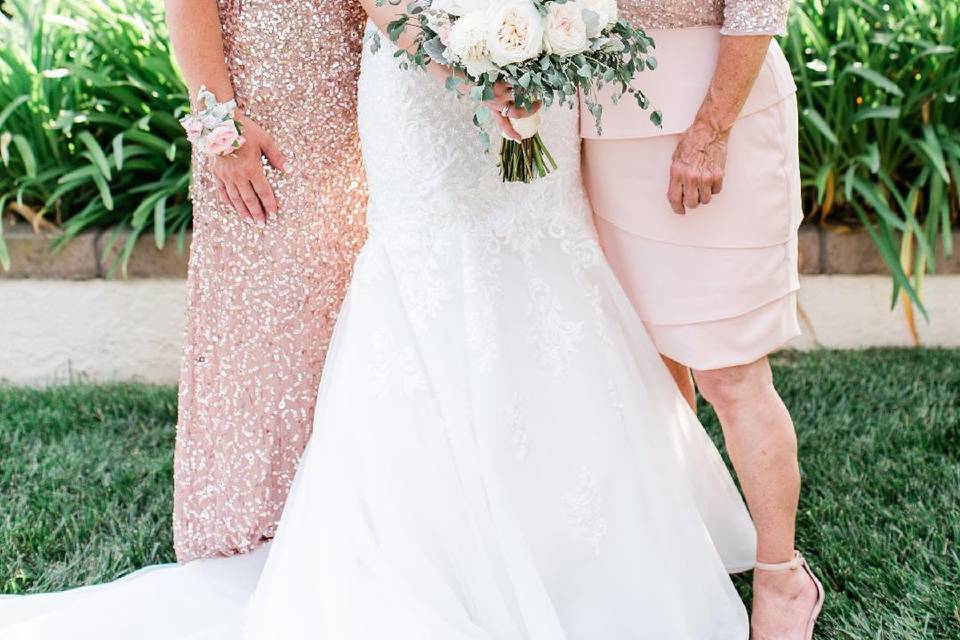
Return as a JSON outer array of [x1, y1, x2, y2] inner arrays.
[[0, 33, 756, 639]]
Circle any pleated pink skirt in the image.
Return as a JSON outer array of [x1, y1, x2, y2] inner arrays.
[[582, 28, 802, 371]]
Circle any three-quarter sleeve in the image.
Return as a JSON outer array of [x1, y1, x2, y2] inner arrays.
[[721, 0, 791, 36]]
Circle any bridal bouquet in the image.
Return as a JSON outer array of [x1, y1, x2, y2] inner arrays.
[[372, 0, 661, 182]]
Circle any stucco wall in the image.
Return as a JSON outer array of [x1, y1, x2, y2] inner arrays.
[[1, 275, 957, 385], [1, 280, 186, 384], [791, 275, 959, 350]]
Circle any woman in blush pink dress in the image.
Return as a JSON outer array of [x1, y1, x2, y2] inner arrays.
[[581, 1, 824, 638], [164, 0, 367, 562]]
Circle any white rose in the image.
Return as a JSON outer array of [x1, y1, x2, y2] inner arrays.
[[449, 11, 496, 78], [578, 0, 618, 37], [486, 0, 544, 66], [543, 1, 588, 57], [432, 0, 490, 17]]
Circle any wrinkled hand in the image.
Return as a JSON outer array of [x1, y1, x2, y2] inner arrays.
[[484, 81, 541, 142], [667, 120, 730, 215], [211, 113, 286, 226]]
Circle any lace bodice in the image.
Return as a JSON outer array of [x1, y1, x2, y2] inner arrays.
[[620, 0, 791, 35], [357, 35, 593, 251]]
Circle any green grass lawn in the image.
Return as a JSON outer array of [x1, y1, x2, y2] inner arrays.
[[1, 349, 958, 638]]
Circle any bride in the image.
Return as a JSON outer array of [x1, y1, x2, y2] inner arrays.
[[0, 3, 758, 638]]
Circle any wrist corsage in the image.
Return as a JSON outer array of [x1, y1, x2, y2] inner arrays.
[[179, 86, 245, 157]]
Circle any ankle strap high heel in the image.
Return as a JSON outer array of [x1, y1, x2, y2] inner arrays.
[[754, 551, 825, 640], [755, 549, 806, 572]]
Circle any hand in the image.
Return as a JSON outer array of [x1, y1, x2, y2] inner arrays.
[[211, 112, 286, 226], [667, 119, 730, 215], [485, 81, 541, 142], [425, 64, 541, 142]]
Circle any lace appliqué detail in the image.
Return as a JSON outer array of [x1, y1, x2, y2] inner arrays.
[[607, 378, 626, 428], [504, 397, 528, 464], [565, 467, 608, 556], [528, 278, 584, 377], [369, 329, 428, 399], [463, 242, 504, 373]]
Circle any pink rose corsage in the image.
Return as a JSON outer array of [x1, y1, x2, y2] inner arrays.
[[179, 86, 245, 157]]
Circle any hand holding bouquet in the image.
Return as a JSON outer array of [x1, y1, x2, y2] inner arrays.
[[371, 0, 661, 183]]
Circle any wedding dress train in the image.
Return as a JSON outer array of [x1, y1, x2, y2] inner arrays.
[[0, 32, 755, 639]]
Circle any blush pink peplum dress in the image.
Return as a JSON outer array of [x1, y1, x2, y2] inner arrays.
[[581, 0, 801, 371], [173, 0, 367, 562]]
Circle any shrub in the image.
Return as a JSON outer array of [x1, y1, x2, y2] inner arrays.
[[785, 0, 959, 315], [0, 0, 191, 273]]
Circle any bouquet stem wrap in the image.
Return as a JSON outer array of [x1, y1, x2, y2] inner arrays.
[[501, 112, 557, 183]]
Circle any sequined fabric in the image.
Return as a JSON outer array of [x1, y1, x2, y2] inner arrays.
[[620, 0, 791, 34], [173, 0, 367, 562]]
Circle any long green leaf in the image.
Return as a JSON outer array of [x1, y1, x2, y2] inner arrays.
[[112, 133, 124, 171], [850, 176, 907, 232], [0, 95, 30, 129], [0, 193, 10, 270], [915, 125, 951, 183], [852, 105, 900, 122], [844, 65, 905, 97], [92, 173, 114, 211], [77, 130, 112, 180], [852, 202, 928, 318], [154, 196, 167, 249], [10, 134, 37, 178]]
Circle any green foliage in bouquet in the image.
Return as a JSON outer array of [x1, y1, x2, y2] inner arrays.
[[0, 0, 191, 273], [785, 0, 959, 318], [377, 0, 660, 183]]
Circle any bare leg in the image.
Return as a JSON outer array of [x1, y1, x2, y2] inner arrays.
[[693, 357, 818, 640], [660, 354, 697, 412]]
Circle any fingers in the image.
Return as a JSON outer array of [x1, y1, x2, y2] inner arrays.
[[490, 78, 540, 121], [262, 135, 287, 172], [224, 182, 251, 221], [211, 119, 283, 227], [712, 171, 724, 195], [682, 175, 701, 211], [493, 112, 522, 142], [669, 161, 727, 213], [250, 170, 279, 216], [237, 180, 266, 225], [667, 165, 686, 216], [215, 178, 232, 210], [492, 81, 514, 103], [215, 164, 274, 227], [697, 172, 713, 206]]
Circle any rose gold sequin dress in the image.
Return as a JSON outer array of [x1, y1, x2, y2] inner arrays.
[[173, 0, 367, 562]]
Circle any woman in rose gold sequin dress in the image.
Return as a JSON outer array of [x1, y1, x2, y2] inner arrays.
[[163, 0, 367, 562]]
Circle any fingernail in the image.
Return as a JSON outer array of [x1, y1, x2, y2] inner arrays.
[[243, 217, 254, 226], [256, 219, 266, 228]]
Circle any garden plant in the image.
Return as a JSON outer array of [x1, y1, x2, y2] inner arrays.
[[1, 0, 958, 295], [0, 0, 191, 274]]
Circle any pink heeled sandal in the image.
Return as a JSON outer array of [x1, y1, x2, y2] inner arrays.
[[754, 550, 825, 640]]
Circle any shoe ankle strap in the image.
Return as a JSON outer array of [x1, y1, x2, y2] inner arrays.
[[755, 550, 805, 572]]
